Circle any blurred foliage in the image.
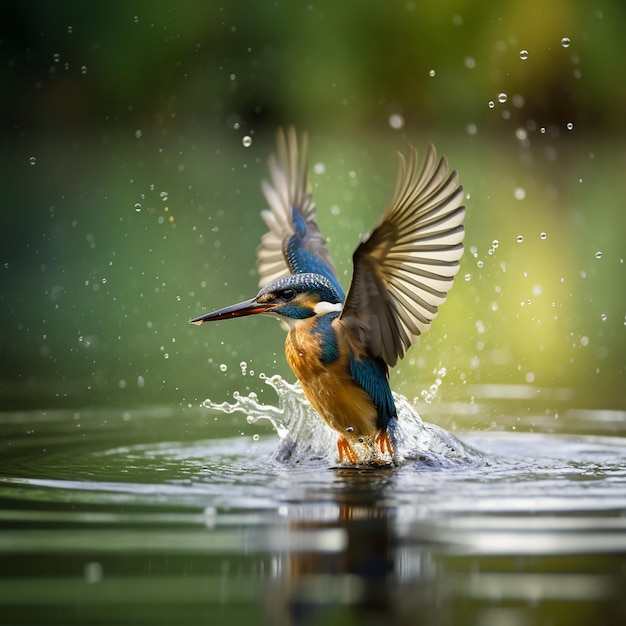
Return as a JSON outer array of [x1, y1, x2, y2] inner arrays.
[[1, 1, 624, 427], [2, 0, 626, 137]]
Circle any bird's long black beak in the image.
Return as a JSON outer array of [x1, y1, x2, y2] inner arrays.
[[189, 298, 275, 325]]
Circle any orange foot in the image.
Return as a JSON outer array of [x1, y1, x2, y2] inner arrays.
[[337, 435, 359, 464], [375, 431, 393, 457]]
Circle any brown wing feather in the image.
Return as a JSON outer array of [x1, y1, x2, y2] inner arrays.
[[340, 145, 465, 367]]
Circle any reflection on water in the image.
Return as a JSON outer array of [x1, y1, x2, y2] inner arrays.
[[1, 384, 625, 625]]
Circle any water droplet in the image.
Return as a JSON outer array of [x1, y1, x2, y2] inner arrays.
[[477, 260, 484, 268], [515, 127, 528, 141], [240, 361, 248, 375], [464, 57, 476, 69], [313, 162, 326, 175], [600, 313, 607, 321], [133, 15, 139, 23], [514, 187, 526, 200], [164, 353, 169, 359], [252, 434, 260, 442], [135, 129, 142, 139], [595, 251, 602, 259], [464, 273, 471, 281], [29, 156, 37, 166], [516, 235, 524, 243], [519, 49, 528, 60], [428, 69, 436, 77], [242, 135, 252, 147], [83, 561, 102, 584], [492, 239, 499, 249], [219, 363, 228, 372], [540, 232, 547, 240], [80, 65, 87, 75], [134, 203, 142, 212], [497, 92, 507, 104], [67, 25, 73, 34], [561, 37, 571, 48], [388, 113, 405, 129], [53, 53, 60, 63], [488, 100, 495, 109], [566, 122, 574, 130], [466, 123, 477, 136], [346, 426, 354, 433]]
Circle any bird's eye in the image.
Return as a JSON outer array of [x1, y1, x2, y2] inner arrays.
[[279, 288, 296, 301]]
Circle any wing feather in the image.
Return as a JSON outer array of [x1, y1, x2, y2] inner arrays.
[[341, 144, 465, 366], [256, 127, 342, 296]]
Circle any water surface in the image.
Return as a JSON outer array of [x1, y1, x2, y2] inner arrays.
[[1, 380, 625, 625]]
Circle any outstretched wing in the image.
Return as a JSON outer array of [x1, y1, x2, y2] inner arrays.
[[256, 127, 344, 298], [340, 145, 465, 367]]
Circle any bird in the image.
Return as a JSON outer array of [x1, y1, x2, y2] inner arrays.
[[191, 128, 465, 464]]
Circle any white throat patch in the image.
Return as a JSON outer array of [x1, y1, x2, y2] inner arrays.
[[314, 301, 343, 315]]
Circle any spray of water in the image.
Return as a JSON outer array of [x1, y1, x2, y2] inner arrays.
[[203, 373, 477, 467]]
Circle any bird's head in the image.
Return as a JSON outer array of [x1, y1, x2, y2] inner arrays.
[[190, 273, 343, 329]]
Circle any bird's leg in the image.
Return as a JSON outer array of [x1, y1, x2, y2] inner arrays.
[[337, 435, 359, 464], [375, 431, 394, 457]]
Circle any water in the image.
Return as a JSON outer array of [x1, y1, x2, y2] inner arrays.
[[1, 378, 625, 625]]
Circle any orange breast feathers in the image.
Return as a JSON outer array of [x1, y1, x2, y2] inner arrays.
[[284, 316, 380, 440]]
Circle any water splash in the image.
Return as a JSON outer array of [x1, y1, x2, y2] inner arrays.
[[202, 374, 478, 468]]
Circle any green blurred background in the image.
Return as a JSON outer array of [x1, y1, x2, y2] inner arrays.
[[1, 0, 624, 427]]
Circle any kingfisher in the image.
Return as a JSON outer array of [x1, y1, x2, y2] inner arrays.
[[191, 128, 465, 464]]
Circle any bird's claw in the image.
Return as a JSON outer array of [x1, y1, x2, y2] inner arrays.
[[337, 436, 359, 464], [375, 431, 394, 457], [337, 432, 394, 465]]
